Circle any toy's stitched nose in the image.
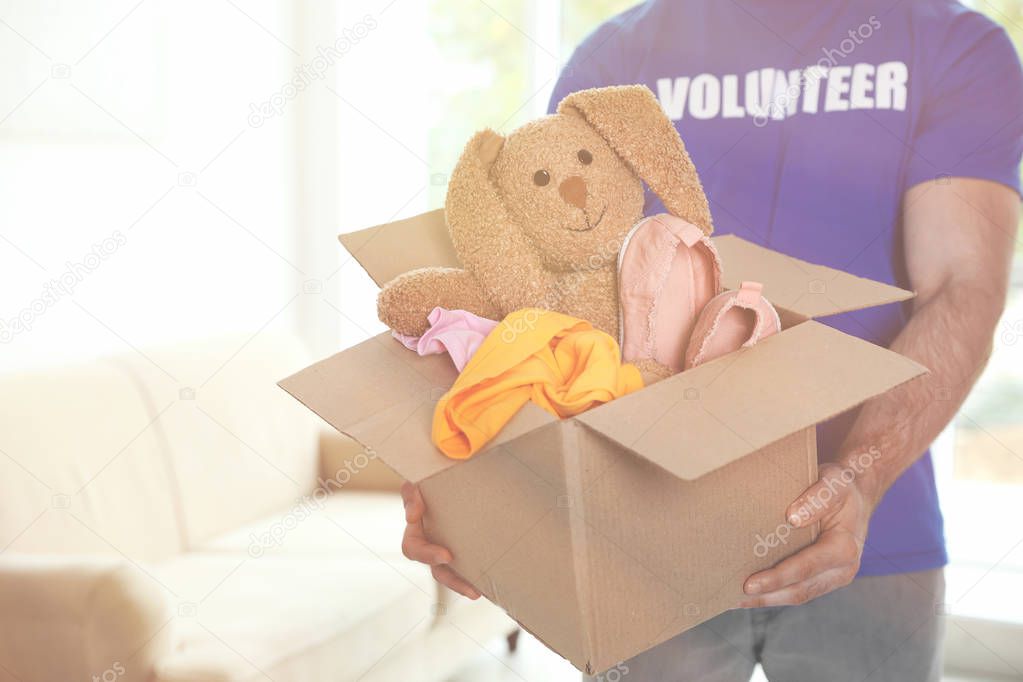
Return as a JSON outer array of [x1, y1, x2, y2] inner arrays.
[[558, 175, 587, 210]]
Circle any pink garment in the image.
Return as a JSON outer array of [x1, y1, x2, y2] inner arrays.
[[392, 307, 499, 372]]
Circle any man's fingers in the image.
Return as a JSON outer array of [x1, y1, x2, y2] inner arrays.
[[401, 528, 453, 565], [400, 482, 459, 569], [432, 565, 481, 599], [785, 464, 853, 527], [744, 530, 859, 595], [396, 482, 450, 568], [399, 480, 483, 600], [401, 482, 425, 524], [738, 566, 854, 608]]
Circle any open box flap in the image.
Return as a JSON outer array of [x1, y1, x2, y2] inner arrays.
[[339, 209, 457, 287], [278, 332, 557, 483], [713, 235, 915, 319], [574, 321, 927, 481], [339, 211, 914, 317]]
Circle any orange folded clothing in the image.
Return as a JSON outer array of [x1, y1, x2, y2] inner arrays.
[[432, 308, 643, 459]]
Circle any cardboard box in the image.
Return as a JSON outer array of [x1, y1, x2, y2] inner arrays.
[[280, 209, 927, 674]]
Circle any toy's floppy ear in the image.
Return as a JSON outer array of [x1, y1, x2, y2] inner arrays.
[[558, 85, 713, 235]]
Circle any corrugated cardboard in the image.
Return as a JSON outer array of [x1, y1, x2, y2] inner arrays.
[[282, 209, 928, 674]]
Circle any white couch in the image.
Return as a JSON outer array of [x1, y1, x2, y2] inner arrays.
[[0, 333, 513, 682]]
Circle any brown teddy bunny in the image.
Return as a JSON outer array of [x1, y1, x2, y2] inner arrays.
[[377, 84, 713, 344]]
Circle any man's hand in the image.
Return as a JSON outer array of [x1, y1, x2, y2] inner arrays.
[[400, 482, 480, 599], [739, 463, 874, 607]]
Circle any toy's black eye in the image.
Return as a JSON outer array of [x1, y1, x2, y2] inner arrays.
[[578, 149, 593, 165], [533, 169, 550, 186]]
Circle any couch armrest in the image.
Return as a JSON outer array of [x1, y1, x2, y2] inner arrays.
[[319, 430, 405, 493], [0, 556, 172, 682]]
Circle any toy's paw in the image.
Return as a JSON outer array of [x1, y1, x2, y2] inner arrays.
[[475, 129, 505, 166], [377, 267, 502, 338], [377, 271, 435, 337]]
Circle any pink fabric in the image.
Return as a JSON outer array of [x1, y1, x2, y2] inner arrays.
[[392, 307, 499, 372]]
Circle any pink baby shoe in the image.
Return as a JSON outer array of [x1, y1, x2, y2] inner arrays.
[[684, 281, 782, 369], [617, 214, 722, 374]]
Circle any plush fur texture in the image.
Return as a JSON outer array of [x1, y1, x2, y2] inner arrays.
[[632, 357, 675, 385], [377, 85, 713, 338]]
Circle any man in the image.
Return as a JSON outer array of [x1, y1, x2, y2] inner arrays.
[[402, 1, 1023, 679]]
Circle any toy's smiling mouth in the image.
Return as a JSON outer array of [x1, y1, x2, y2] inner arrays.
[[567, 205, 606, 232]]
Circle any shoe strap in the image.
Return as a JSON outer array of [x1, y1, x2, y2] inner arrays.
[[736, 280, 764, 307], [677, 221, 704, 248]]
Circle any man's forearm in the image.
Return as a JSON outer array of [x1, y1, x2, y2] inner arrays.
[[838, 278, 1002, 508], [835, 178, 1018, 508]]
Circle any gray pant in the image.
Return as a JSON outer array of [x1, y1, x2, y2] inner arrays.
[[588, 569, 945, 682]]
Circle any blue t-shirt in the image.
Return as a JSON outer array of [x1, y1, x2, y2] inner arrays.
[[549, 0, 1023, 576]]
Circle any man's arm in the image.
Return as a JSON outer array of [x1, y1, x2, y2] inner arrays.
[[741, 177, 1018, 607], [841, 177, 1017, 505]]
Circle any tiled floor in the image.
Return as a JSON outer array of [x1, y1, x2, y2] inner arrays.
[[445, 630, 1016, 682]]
